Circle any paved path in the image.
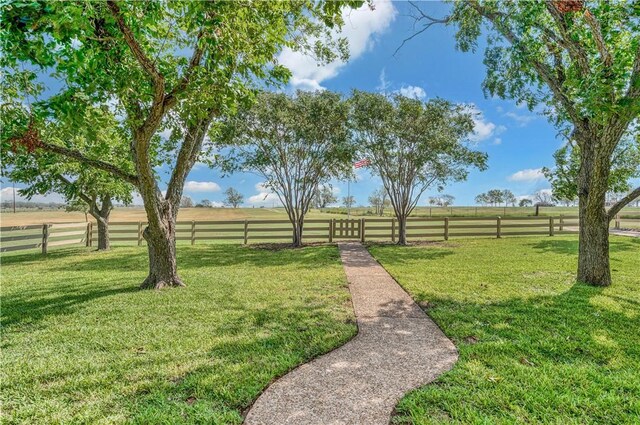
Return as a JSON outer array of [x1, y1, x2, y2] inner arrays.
[[244, 242, 458, 425]]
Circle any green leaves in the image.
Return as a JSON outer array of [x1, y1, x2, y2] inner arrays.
[[350, 90, 487, 217]]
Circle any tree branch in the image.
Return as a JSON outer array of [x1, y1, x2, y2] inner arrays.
[[607, 186, 640, 220], [37, 140, 139, 186], [394, 2, 450, 56], [106, 0, 165, 106], [163, 31, 205, 109], [54, 174, 95, 207]]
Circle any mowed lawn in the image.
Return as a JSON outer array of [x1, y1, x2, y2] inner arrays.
[[369, 236, 640, 424], [1, 245, 356, 424]]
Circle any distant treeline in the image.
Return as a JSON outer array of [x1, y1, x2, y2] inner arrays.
[[1, 201, 66, 210]]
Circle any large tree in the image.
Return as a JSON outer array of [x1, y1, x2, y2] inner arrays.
[[351, 91, 487, 245], [220, 90, 354, 246], [1, 105, 133, 250], [405, 1, 639, 285], [2, 1, 354, 288]]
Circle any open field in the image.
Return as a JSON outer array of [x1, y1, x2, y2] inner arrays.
[[2, 205, 639, 227], [369, 236, 640, 424], [1, 245, 356, 424]]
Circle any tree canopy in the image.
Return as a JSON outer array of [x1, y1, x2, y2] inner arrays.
[[219, 90, 354, 246], [351, 90, 487, 244], [1, 0, 359, 287]]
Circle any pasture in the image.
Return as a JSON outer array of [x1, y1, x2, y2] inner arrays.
[[2, 205, 639, 227]]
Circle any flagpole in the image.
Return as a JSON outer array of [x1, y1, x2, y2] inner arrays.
[[347, 178, 351, 219]]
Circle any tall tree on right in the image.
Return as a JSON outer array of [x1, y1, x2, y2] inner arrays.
[[351, 91, 487, 245], [406, 1, 639, 285]]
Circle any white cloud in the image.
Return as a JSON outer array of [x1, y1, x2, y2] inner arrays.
[[508, 168, 546, 182], [184, 181, 221, 192], [248, 182, 282, 206], [0, 186, 65, 204], [493, 137, 502, 145], [465, 104, 504, 142], [377, 68, 391, 92], [504, 111, 536, 126], [278, 0, 396, 90], [397, 85, 426, 100]]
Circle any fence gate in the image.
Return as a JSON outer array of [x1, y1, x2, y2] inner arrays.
[[332, 219, 361, 240]]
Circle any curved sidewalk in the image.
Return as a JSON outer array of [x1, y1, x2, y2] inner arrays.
[[244, 242, 458, 425]]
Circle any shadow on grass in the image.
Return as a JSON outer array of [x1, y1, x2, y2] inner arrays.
[[1, 244, 341, 330], [529, 237, 640, 256], [32, 244, 340, 273]]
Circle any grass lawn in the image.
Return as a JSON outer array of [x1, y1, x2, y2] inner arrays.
[[1, 245, 356, 424], [369, 236, 640, 424]]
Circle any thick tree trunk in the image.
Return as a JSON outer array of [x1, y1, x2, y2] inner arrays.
[[141, 211, 184, 289], [96, 218, 110, 250], [576, 139, 612, 286], [88, 196, 112, 251]]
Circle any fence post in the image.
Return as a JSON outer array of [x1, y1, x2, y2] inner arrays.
[[42, 223, 49, 254], [615, 214, 620, 229], [391, 219, 396, 243], [137, 222, 143, 246], [559, 214, 564, 232], [191, 221, 196, 245], [496, 216, 501, 239], [360, 218, 365, 243], [549, 217, 554, 236], [329, 219, 334, 243], [243, 220, 249, 245], [444, 217, 449, 241], [86, 222, 92, 247]]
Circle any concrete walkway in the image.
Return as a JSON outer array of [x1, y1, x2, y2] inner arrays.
[[244, 242, 458, 425]]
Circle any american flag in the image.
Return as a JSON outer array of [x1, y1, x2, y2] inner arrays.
[[354, 159, 370, 168]]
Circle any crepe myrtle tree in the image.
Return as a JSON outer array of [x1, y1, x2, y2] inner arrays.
[[351, 91, 487, 245], [219, 90, 354, 246], [2, 0, 358, 288], [1, 103, 133, 251], [403, 1, 640, 285]]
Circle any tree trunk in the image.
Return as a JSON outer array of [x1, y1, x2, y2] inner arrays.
[[88, 195, 112, 251], [576, 139, 612, 286], [141, 212, 184, 289], [96, 217, 110, 250], [292, 218, 304, 247], [397, 215, 408, 245]]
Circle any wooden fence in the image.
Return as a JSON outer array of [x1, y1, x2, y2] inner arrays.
[[1, 215, 638, 255]]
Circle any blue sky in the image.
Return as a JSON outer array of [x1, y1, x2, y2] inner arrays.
[[196, 1, 559, 207], [3, 1, 567, 207]]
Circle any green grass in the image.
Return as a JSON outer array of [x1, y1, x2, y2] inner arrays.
[[369, 236, 640, 424], [1, 245, 357, 424]]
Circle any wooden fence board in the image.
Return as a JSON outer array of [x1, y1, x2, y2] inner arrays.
[[0, 233, 42, 243], [1, 216, 584, 254], [0, 243, 42, 252]]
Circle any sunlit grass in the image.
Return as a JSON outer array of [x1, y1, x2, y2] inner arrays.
[[1, 245, 356, 424], [369, 236, 640, 424]]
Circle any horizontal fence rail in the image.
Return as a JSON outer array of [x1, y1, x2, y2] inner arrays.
[[1, 214, 637, 255]]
